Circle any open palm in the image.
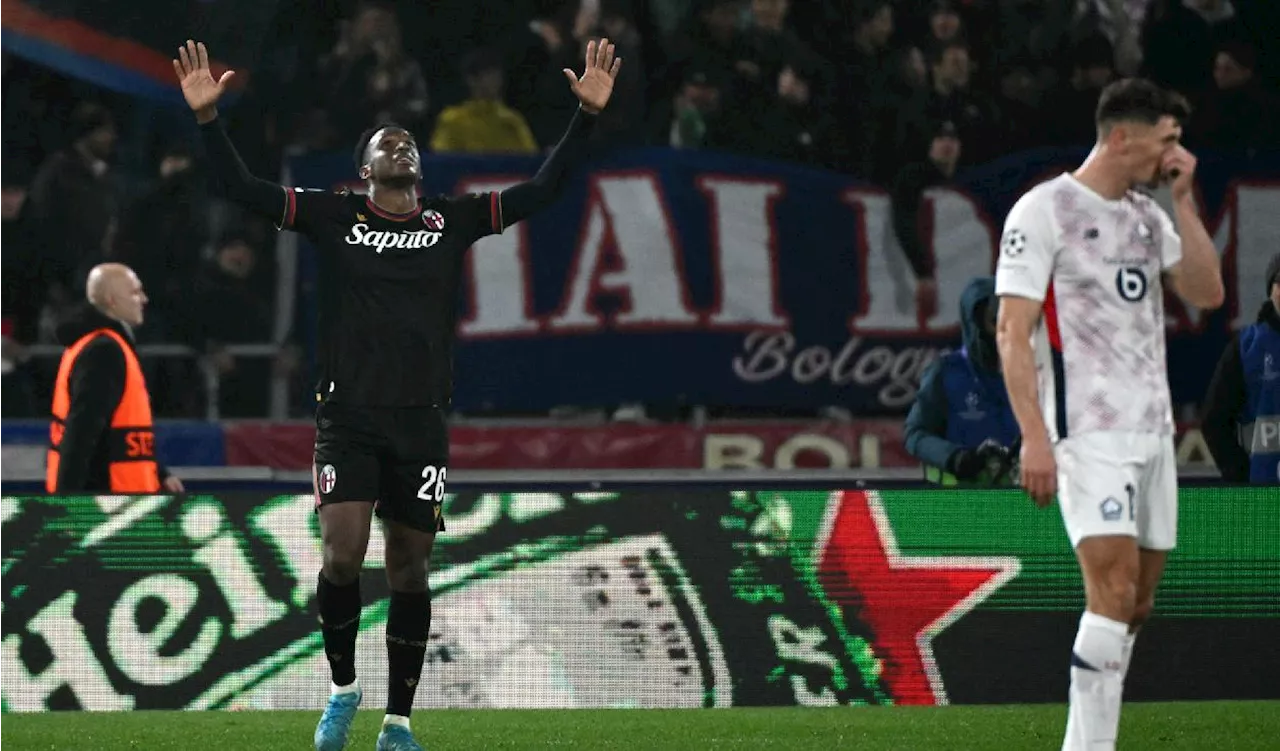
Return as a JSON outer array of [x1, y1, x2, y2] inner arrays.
[[172, 39, 235, 116], [564, 38, 622, 114]]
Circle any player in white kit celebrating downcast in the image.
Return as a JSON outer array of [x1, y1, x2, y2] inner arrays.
[[994, 78, 1225, 750]]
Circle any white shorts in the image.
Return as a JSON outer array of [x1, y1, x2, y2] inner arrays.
[[1054, 432, 1178, 550]]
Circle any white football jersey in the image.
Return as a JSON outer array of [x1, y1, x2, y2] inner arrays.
[[995, 173, 1183, 440]]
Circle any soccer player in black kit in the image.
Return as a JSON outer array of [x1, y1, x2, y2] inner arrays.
[[173, 38, 620, 751]]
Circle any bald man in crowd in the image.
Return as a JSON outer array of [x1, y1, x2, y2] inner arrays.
[[46, 263, 184, 493]]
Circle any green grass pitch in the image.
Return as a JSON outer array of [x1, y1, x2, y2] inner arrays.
[[3, 701, 1277, 750]]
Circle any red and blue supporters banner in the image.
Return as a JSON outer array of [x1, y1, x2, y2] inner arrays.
[[285, 146, 1280, 415], [1, 0, 272, 100]]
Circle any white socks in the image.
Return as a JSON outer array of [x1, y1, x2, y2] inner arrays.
[[1062, 612, 1128, 751], [331, 679, 360, 697], [1120, 632, 1137, 686], [383, 714, 411, 730]]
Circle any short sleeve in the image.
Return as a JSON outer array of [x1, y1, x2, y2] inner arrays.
[[443, 192, 501, 243], [279, 187, 346, 235], [995, 190, 1057, 302], [1155, 204, 1183, 271]]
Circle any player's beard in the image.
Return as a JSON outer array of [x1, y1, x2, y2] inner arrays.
[[379, 171, 417, 190]]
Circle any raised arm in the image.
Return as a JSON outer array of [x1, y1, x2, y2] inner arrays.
[[497, 38, 621, 229], [1159, 145, 1225, 310], [173, 40, 286, 223]]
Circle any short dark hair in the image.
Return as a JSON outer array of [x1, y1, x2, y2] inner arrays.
[[1095, 78, 1191, 129], [353, 122, 408, 172]]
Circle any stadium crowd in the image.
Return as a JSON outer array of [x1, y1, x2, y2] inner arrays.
[[3, 0, 1277, 419]]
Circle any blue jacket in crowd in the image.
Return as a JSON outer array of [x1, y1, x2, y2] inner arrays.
[[904, 276, 1020, 484], [1203, 297, 1280, 484]]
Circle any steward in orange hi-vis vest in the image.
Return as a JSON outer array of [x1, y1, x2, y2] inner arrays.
[[46, 288, 174, 493]]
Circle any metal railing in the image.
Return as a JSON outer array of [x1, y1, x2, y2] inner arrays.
[[21, 343, 292, 420]]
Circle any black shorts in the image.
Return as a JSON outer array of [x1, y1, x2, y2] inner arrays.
[[313, 401, 449, 533]]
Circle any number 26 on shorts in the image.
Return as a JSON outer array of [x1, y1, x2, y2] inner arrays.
[[417, 465, 447, 502]]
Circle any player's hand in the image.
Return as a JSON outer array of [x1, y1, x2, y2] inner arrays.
[[1018, 437, 1057, 507], [1162, 144, 1197, 201], [163, 475, 185, 494], [564, 38, 621, 115], [172, 40, 235, 123]]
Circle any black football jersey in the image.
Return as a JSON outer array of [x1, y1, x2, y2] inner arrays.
[[281, 187, 501, 407]]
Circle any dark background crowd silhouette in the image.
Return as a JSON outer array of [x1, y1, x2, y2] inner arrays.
[[3, 0, 1277, 420]]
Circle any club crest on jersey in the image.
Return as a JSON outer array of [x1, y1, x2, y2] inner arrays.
[[422, 209, 445, 231], [318, 464, 337, 494]]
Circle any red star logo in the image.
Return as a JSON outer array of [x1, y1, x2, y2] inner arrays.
[[818, 490, 1020, 705]]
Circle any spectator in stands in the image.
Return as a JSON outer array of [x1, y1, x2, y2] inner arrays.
[[904, 276, 1020, 485], [899, 39, 1000, 168], [115, 141, 209, 330], [924, 0, 966, 47], [890, 120, 963, 324], [1, 177, 38, 354], [707, 0, 837, 164], [571, 0, 650, 146], [669, 68, 724, 148], [1041, 35, 1115, 147], [1200, 253, 1280, 485], [665, 0, 746, 87], [185, 235, 279, 417], [660, 0, 742, 145], [990, 0, 1074, 72], [0, 50, 65, 184], [1072, 0, 1149, 75], [996, 59, 1050, 154], [1142, 0, 1243, 99], [17, 102, 119, 328], [430, 47, 539, 155], [317, 2, 430, 146], [1188, 41, 1279, 150], [114, 141, 212, 417], [832, 0, 897, 177], [507, 3, 584, 149]]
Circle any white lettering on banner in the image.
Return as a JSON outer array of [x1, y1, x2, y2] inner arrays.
[[697, 177, 789, 328], [458, 178, 541, 337], [704, 435, 765, 469], [442, 492, 621, 542], [108, 575, 221, 686], [451, 176, 1274, 341], [703, 433, 876, 470], [775, 434, 851, 469], [344, 223, 442, 253], [732, 331, 945, 407], [182, 501, 287, 639], [767, 615, 840, 706], [0, 591, 135, 711], [507, 493, 568, 523], [843, 188, 995, 334], [548, 174, 699, 331], [250, 494, 326, 609]]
